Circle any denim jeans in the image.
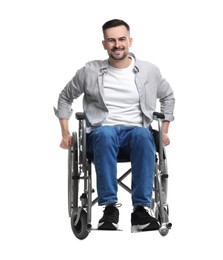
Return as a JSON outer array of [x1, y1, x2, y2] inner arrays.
[[86, 126, 155, 207]]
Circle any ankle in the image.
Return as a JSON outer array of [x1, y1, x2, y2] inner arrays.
[[106, 203, 122, 208], [133, 205, 144, 211]]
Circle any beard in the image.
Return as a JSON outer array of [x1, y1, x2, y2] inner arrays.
[[109, 47, 128, 60]]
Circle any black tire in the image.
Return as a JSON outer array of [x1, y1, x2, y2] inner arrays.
[[158, 206, 169, 224], [68, 132, 79, 217], [71, 209, 89, 240], [68, 148, 72, 217]]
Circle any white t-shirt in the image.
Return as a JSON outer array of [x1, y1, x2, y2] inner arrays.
[[102, 58, 143, 126]]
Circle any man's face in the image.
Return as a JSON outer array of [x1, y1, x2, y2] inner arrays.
[[102, 25, 132, 61]]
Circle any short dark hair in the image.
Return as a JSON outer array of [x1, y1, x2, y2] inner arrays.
[[102, 19, 130, 35]]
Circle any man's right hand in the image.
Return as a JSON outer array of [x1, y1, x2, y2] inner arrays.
[[60, 134, 73, 149]]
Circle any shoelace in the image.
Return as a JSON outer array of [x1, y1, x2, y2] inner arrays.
[[134, 206, 156, 218]]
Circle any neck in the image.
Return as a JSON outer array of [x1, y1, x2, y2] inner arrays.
[[108, 56, 132, 69]]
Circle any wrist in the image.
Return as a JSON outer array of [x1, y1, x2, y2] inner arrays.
[[62, 131, 71, 138]]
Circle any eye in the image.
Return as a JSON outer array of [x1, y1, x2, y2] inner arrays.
[[107, 38, 115, 43], [119, 37, 126, 42]]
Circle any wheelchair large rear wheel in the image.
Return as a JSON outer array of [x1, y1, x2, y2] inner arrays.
[[71, 209, 89, 240], [68, 132, 79, 217]]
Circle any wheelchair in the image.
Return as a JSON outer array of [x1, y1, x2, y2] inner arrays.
[[68, 112, 172, 240]]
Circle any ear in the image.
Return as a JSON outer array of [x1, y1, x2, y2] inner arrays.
[[102, 40, 107, 50], [129, 37, 133, 47]]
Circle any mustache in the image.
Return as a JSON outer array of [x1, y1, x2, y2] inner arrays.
[[111, 47, 125, 52]]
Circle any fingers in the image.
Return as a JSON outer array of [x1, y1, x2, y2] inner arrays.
[[164, 138, 170, 146], [60, 135, 72, 149], [60, 141, 69, 149], [162, 133, 170, 146]]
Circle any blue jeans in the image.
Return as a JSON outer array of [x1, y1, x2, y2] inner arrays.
[[86, 126, 155, 207]]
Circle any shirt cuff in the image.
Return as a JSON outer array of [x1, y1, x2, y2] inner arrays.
[[53, 107, 73, 119]]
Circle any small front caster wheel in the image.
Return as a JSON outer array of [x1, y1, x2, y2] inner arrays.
[[71, 209, 90, 240], [159, 225, 169, 236]]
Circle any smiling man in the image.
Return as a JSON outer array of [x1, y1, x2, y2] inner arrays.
[[54, 19, 175, 232], [102, 22, 132, 65]]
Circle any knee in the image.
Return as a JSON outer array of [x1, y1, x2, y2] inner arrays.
[[131, 127, 155, 147], [133, 127, 153, 139]]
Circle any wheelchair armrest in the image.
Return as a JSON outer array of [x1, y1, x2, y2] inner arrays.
[[153, 112, 165, 119], [75, 112, 86, 120]]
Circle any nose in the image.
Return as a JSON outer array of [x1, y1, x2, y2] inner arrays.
[[114, 39, 121, 47]]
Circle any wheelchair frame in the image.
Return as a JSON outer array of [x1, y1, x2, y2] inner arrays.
[[68, 112, 172, 239]]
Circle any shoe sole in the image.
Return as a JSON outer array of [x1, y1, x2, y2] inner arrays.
[[98, 221, 118, 230], [131, 222, 160, 233]]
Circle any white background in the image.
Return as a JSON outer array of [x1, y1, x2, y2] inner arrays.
[[1, 0, 222, 259]]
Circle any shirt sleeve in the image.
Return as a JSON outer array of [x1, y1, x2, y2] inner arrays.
[[54, 68, 85, 119], [157, 76, 175, 122]]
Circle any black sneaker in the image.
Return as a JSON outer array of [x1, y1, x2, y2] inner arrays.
[[98, 205, 119, 230], [131, 206, 160, 232]]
